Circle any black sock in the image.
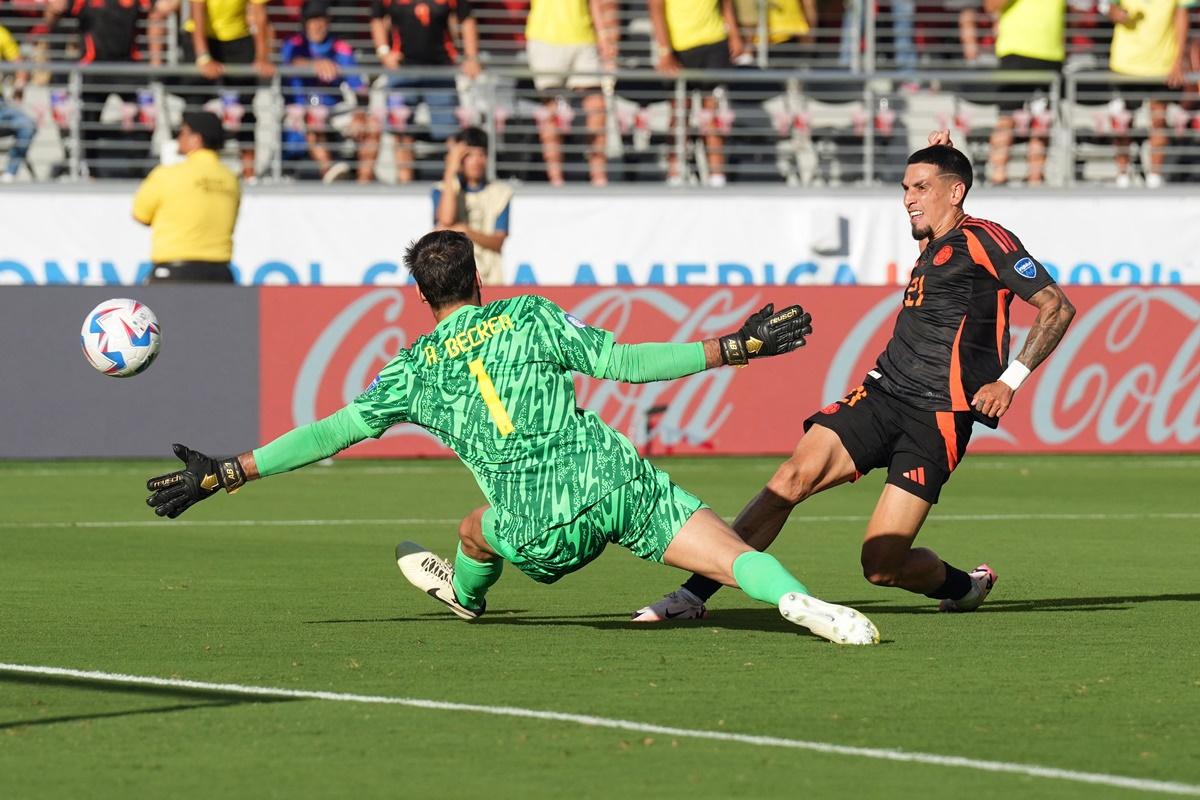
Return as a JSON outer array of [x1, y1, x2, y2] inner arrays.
[[682, 574, 723, 602], [924, 562, 973, 600]]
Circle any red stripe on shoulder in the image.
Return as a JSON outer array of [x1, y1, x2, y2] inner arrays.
[[962, 228, 999, 279], [964, 217, 1016, 253]]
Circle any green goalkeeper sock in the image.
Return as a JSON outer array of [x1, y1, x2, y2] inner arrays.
[[731, 551, 809, 605], [452, 543, 503, 610]]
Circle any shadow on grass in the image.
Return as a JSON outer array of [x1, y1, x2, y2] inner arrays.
[[306, 609, 892, 642], [0, 671, 296, 730], [306, 592, 1200, 633], [842, 592, 1200, 615]]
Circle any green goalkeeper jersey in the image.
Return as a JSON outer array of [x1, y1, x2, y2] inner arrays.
[[348, 294, 645, 544]]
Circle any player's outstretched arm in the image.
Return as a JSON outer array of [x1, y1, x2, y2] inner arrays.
[[145, 406, 373, 518], [596, 304, 812, 384], [971, 284, 1076, 418]]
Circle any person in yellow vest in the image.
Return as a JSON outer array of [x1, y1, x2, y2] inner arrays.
[[164, 0, 274, 182], [735, 0, 817, 65], [433, 127, 512, 286], [133, 111, 242, 283], [1108, 0, 1193, 187], [526, 0, 618, 186], [649, 0, 745, 186], [984, 0, 1065, 186], [0, 24, 35, 183]]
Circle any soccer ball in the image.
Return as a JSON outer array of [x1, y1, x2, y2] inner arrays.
[[81, 298, 161, 377]]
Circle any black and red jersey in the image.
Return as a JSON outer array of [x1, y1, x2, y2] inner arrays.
[[65, 0, 151, 63], [371, 0, 473, 66], [870, 215, 1056, 428]]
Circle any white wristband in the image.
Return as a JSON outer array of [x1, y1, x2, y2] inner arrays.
[[376, 45, 391, 57], [998, 360, 1031, 392]]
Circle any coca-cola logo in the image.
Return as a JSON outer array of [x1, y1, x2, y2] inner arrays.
[[572, 289, 763, 447], [1033, 288, 1200, 445]]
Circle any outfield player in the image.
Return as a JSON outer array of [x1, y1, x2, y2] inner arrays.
[[145, 230, 879, 645], [635, 134, 1076, 621]]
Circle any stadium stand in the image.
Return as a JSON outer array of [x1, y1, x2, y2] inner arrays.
[[1, 1, 1198, 186]]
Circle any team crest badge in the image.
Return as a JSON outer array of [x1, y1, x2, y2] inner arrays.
[[564, 313, 587, 329], [821, 402, 841, 415], [933, 245, 953, 266], [1014, 257, 1037, 278]]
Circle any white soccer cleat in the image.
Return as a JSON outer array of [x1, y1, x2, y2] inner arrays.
[[779, 592, 880, 645], [630, 588, 709, 622], [395, 541, 484, 620], [939, 563, 997, 613]]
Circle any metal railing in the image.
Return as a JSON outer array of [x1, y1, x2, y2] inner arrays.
[[3, 60, 1200, 187]]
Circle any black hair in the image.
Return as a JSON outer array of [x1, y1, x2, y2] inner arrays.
[[404, 230, 478, 309], [906, 144, 973, 197], [457, 126, 488, 153], [302, 0, 330, 21], [180, 110, 225, 151]]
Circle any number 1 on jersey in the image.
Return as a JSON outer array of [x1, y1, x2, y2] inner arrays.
[[468, 358, 515, 436]]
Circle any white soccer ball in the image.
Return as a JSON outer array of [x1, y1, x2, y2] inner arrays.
[[80, 298, 161, 377]]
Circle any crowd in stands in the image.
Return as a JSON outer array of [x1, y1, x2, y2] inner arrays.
[[1, 1, 1199, 186]]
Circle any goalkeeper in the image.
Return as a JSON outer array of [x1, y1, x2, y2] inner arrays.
[[146, 230, 878, 645]]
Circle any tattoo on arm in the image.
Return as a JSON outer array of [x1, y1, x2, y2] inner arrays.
[[1015, 285, 1076, 371]]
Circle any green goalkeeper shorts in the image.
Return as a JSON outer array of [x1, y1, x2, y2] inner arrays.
[[481, 462, 705, 584]]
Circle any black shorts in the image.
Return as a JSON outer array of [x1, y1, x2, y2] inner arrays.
[[996, 54, 1061, 112], [147, 261, 234, 283], [803, 381, 974, 504], [676, 40, 732, 71], [180, 34, 258, 148], [1112, 78, 1174, 113]]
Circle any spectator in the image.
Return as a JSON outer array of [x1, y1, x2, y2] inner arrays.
[[1108, 0, 1190, 187], [649, 0, 745, 186], [0, 23, 36, 183], [281, 0, 380, 183], [736, 0, 818, 66], [40, 0, 171, 179], [371, 0, 481, 185], [985, 0, 1065, 185], [177, 0, 275, 182], [133, 111, 241, 283], [526, 0, 618, 186], [946, 0, 982, 64], [433, 127, 511, 286]]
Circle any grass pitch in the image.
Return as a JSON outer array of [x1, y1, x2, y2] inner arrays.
[[2, 455, 1199, 799]]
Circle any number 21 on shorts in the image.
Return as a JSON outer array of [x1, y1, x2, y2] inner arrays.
[[469, 358, 515, 436]]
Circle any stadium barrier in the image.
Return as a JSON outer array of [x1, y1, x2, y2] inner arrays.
[[0, 184, 1195, 286], [5, 285, 1197, 459], [8, 62, 1200, 186]]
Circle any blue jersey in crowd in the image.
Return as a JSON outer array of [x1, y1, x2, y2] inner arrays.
[[281, 35, 365, 106]]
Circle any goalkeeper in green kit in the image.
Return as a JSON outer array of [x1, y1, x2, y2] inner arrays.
[[146, 230, 879, 645]]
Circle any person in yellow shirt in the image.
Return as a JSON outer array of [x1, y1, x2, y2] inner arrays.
[[164, 0, 274, 181], [1108, 0, 1193, 187], [0, 24, 35, 183], [649, 0, 745, 186], [985, 0, 1065, 186], [133, 111, 241, 283], [526, 0, 617, 186]]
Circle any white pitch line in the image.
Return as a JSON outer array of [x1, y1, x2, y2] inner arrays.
[[3, 511, 1199, 530], [1, 663, 1197, 797]]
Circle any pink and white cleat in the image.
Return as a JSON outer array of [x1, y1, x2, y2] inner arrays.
[[939, 563, 997, 612]]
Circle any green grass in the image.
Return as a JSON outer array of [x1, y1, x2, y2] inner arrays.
[[2, 455, 1199, 799]]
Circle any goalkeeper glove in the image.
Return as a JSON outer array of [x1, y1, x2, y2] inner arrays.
[[146, 443, 246, 519], [719, 303, 813, 366]]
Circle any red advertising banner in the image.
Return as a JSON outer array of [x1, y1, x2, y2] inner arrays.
[[259, 286, 1200, 455]]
